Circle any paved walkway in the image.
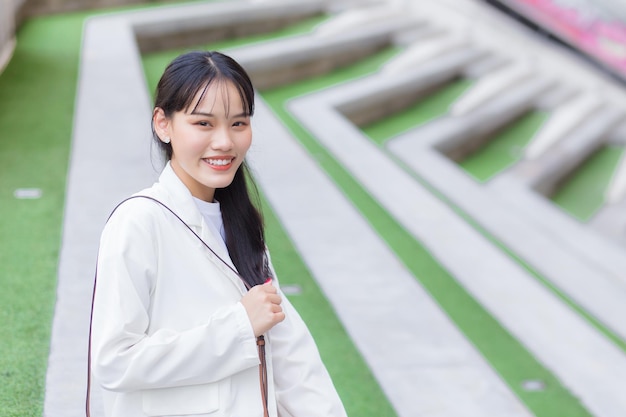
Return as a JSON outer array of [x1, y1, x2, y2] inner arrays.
[[44, 9, 158, 416], [289, 77, 626, 417], [252, 99, 532, 417], [44, 1, 626, 416]]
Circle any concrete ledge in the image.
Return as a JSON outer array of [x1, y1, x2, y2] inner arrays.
[[591, 198, 626, 241], [0, 36, 15, 75], [335, 47, 482, 126], [509, 106, 625, 196], [525, 94, 603, 159], [131, 0, 325, 52], [450, 63, 534, 116], [435, 77, 554, 161], [0, 0, 17, 76], [19, 0, 142, 19], [489, 174, 626, 280], [231, 16, 418, 89]]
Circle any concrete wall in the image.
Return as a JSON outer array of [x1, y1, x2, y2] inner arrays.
[[19, 0, 145, 18], [0, 0, 23, 74], [0, 0, 150, 76]]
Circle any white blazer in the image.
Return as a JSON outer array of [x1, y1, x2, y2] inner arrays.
[[91, 163, 348, 417]]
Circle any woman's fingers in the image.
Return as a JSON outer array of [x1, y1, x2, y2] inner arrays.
[[241, 283, 285, 337]]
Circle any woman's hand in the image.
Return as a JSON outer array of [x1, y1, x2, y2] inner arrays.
[[240, 281, 285, 337]]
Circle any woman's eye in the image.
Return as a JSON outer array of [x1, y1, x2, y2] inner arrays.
[[197, 121, 210, 127], [233, 121, 248, 127]]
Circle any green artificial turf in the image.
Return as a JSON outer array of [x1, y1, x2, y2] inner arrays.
[[0, 12, 88, 416], [552, 145, 624, 222], [460, 111, 548, 182], [0, 2, 613, 416], [362, 78, 473, 145], [260, 51, 593, 417]]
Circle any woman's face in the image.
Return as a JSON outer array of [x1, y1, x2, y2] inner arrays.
[[154, 80, 252, 202]]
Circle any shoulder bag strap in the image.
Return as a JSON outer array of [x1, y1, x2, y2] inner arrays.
[[87, 195, 269, 417]]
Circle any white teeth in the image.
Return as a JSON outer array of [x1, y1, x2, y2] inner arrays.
[[206, 159, 232, 166]]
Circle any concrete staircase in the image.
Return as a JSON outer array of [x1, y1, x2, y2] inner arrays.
[[47, 1, 626, 416]]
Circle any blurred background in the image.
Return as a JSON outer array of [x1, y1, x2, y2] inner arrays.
[[1, 0, 626, 416]]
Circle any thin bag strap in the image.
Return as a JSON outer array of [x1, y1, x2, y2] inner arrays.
[[87, 195, 270, 417]]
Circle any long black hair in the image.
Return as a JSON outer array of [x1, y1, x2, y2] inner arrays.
[[152, 51, 267, 287]]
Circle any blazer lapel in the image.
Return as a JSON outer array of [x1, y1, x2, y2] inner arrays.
[[198, 218, 236, 271], [155, 163, 246, 293], [197, 222, 247, 294]]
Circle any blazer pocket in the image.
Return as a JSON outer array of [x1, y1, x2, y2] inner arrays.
[[142, 383, 219, 416]]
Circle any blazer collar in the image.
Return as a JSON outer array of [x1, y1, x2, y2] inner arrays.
[[156, 162, 238, 272], [157, 162, 203, 228]]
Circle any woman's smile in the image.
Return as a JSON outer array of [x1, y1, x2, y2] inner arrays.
[[203, 156, 236, 171]]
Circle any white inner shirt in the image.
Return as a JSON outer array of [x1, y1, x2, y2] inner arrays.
[[193, 197, 228, 255]]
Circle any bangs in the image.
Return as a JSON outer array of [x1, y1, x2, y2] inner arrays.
[[187, 76, 254, 117], [155, 50, 255, 118]]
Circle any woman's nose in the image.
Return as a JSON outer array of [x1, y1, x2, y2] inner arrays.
[[211, 127, 234, 151]]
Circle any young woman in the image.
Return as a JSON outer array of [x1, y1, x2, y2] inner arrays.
[[90, 51, 348, 417]]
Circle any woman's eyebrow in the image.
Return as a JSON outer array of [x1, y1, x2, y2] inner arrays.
[[189, 111, 214, 117], [189, 111, 249, 118]]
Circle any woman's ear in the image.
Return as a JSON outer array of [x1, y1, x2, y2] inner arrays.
[[153, 107, 171, 144]]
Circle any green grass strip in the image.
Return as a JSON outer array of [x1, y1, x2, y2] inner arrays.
[[460, 111, 548, 182], [261, 52, 593, 417], [362, 78, 473, 145], [552, 145, 624, 222], [260, 194, 396, 416], [0, 13, 88, 416]]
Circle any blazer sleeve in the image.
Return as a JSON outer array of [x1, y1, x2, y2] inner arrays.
[[266, 257, 348, 417], [90, 203, 259, 392]]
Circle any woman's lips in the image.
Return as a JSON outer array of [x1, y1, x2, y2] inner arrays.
[[203, 157, 235, 171]]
